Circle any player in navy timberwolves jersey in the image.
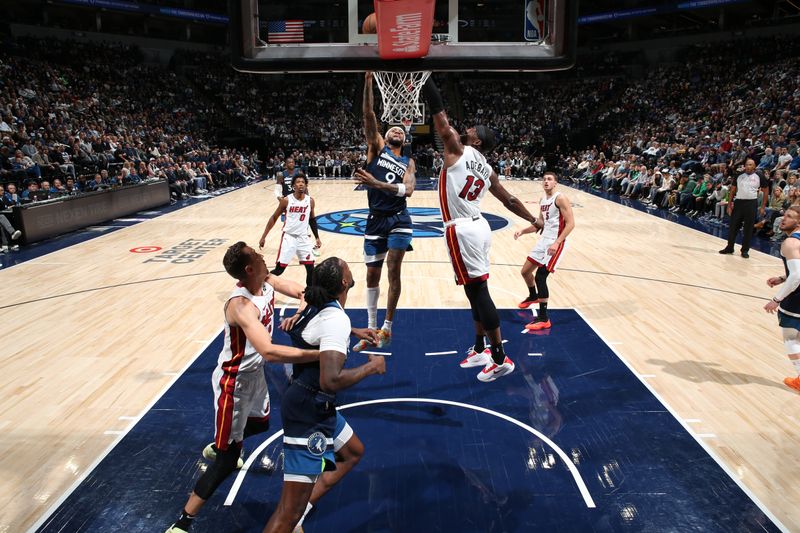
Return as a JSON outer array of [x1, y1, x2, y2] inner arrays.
[[275, 156, 301, 200], [352, 71, 417, 351], [263, 257, 384, 533], [765, 206, 800, 393]]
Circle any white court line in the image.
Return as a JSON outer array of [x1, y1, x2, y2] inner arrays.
[[425, 351, 457, 356], [528, 353, 543, 357], [26, 330, 223, 533], [573, 308, 789, 533], [118, 416, 137, 421], [103, 430, 125, 435], [360, 351, 391, 356], [225, 397, 596, 509]]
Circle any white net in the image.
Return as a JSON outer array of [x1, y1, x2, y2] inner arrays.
[[372, 71, 431, 124]]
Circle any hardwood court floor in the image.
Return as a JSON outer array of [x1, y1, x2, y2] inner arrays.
[[1, 180, 796, 532]]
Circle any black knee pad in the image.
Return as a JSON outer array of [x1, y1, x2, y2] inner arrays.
[[534, 268, 550, 300], [271, 265, 286, 276], [243, 416, 270, 439], [193, 443, 242, 500], [464, 281, 500, 331]]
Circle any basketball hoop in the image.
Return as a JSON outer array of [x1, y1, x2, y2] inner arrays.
[[373, 70, 431, 124]]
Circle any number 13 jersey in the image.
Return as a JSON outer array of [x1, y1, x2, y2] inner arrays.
[[439, 146, 493, 222]]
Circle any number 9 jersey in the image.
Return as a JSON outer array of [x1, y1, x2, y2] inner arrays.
[[438, 145, 493, 222], [365, 146, 410, 213]]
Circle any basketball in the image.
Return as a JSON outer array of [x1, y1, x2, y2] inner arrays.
[[362, 12, 377, 34]]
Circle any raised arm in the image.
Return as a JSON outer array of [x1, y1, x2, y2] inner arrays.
[[421, 77, 462, 161], [259, 197, 288, 249], [488, 171, 536, 223], [363, 72, 384, 160], [268, 274, 305, 300], [226, 297, 318, 363]]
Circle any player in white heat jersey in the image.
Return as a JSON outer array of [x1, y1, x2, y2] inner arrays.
[[422, 76, 536, 383], [514, 172, 575, 331], [166, 241, 317, 533], [259, 174, 321, 288]]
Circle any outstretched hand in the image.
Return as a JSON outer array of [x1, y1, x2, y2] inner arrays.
[[352, 327, 379, 345], [279, 313, 301, 332], [354, 168, 379, 188]]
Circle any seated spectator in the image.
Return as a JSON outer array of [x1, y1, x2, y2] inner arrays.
[[2, 183, 20, 207], [88, 173, 110, 191]]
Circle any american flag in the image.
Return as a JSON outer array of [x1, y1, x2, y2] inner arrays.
[[267, 20, 304, 43]]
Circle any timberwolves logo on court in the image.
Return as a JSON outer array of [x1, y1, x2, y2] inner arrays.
[[316, 207, 509, 238], [307, 432, 328, 456]]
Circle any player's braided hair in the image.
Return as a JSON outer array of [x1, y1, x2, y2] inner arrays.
[[305, 257, 344, 307]]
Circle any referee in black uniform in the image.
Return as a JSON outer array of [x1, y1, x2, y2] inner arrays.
[[719, 158, 768, 259]]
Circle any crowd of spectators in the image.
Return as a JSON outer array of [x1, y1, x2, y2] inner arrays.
[[556, 35, 800, 243], [2, 32, 799, 251], [0, 37, 261, 216]]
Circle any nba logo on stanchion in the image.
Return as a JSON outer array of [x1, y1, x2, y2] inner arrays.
[[525, 0, 546, 41]]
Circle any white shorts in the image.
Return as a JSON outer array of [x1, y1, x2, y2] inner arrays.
[[444, 216, 492, 285], [276, 232, 314, 267], [212, 367, 270, 450], [527, 237, 567, 273]]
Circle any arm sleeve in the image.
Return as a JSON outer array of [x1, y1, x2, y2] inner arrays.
[[274, 184, 283, 199], [421, 77, 444, 116], [775, 259, 800, 301]]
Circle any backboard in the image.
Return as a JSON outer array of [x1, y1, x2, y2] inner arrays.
[[230, 0, 576, 73]]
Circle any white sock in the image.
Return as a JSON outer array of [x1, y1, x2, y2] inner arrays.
[[366, 287, 380, 329], [382, 320, 392, 333], [295, 502, 313, 530]]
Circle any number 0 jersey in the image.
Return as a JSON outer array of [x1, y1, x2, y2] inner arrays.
[[283, 193, 311, 237], [439, 146, 493, 222]]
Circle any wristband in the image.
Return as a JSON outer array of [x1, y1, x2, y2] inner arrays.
[[773, 297, 782, 303], [395, 183, 407, 197]]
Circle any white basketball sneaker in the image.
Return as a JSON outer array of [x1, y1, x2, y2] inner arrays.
[[459, 347, 492, 368], [477, 356, 516, 382]]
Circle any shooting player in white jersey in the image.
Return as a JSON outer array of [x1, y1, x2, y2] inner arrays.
[[422, 77, 537, 383], [514, 171, 575, 331]]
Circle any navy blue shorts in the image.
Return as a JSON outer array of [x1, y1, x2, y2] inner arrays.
[[778, 310, 800, 330], [281, 382, 352, 481], [363, 210, 413, 267]]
